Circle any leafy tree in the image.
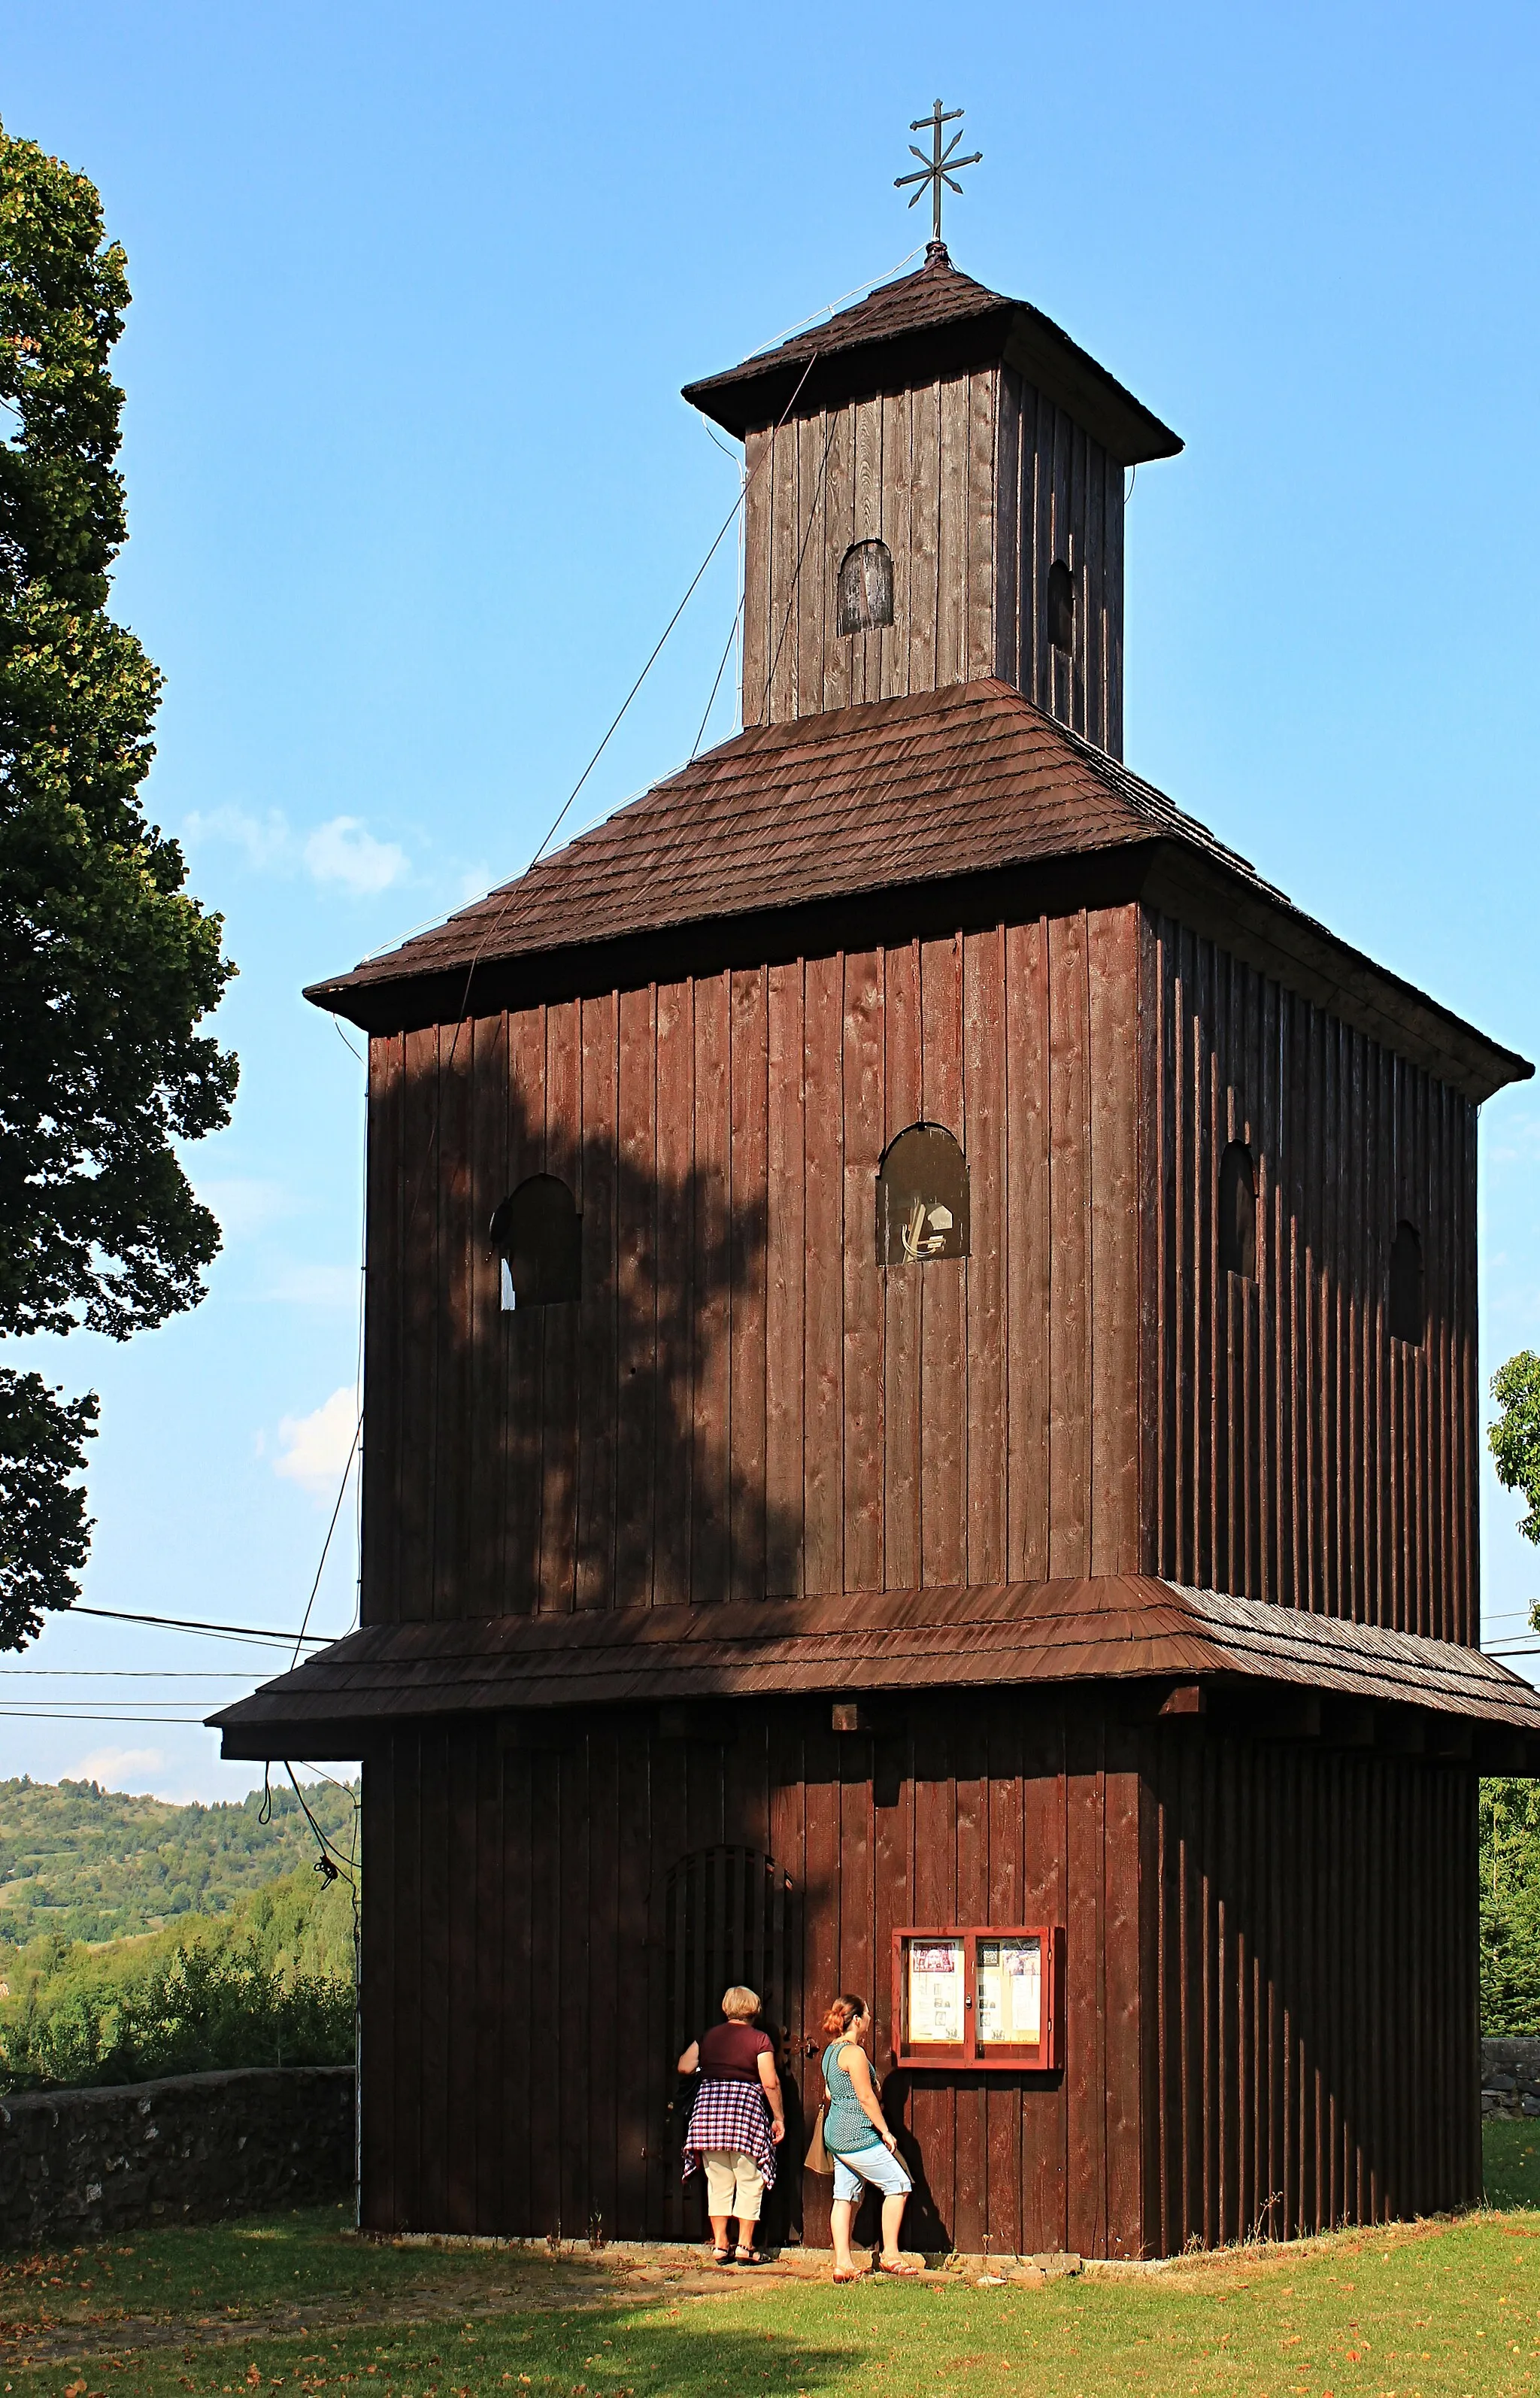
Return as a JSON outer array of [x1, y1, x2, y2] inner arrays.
[[1491, 1350, 1540, 1556], [0, 122, 236, 1641], [1481, 1777, 1540, 2035], [0, 1868, 356, 2090]]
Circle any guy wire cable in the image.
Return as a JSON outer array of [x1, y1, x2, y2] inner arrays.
[[280, 348, 831, 1647]]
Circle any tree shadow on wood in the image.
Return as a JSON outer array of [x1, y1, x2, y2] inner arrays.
[[402, 1068, 806, 1613]]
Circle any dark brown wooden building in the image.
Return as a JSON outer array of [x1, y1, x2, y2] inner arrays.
[[217, 244, 1540, 2259]]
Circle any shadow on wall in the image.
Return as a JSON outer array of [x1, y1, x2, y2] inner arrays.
[[379, 1050, 806, 1613]]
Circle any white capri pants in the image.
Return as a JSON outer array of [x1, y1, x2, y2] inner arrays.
[[702, 2149, 765, 2220]]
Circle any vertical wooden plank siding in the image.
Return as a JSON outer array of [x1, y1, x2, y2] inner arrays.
[[361, 903, 1469, 1642], [1144, 1729, 1480, 2247], [359, 1707, 1476, 2252], [362, 909, 1153, 1625], [1141, 912, 1480, 1638], [738, 367, 1123, 752], [362, 1034, 404, 1626]]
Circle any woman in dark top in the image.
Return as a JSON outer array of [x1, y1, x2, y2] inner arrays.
[[678, 1984, 785, 2264]]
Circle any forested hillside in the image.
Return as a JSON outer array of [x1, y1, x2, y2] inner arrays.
[[0, 1867, 356, 2090], [0, 1777, 357, 1949]]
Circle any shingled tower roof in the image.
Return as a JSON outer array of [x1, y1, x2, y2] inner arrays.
[[682, 245, 1184, 463], [304, 680, 1529, 1100]]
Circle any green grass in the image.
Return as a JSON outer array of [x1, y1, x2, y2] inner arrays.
[[1484, 2117, 1540, 2211], [5, 2124, 1540, 2398]]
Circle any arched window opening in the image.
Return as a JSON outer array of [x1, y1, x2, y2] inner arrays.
[[1390, 1219, 1423, 1346], [1047, 557, 1075, 654], [1217, 1140, 1257, 1279], [876, 1123, 970, 1265], [490, 1174, 581, 1310], [663, 1846, 793, 2063], [838, 538, 895, 635]]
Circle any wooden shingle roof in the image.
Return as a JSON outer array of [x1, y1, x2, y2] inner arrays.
[[211, 1577, 1540, 1762], [304, 680, 1531, 1098], [310, 681, 1264, 1006], [681, 249, 1184, 463]]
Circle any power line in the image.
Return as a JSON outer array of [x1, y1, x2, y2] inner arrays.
[[68, 1604, 340, 1647]]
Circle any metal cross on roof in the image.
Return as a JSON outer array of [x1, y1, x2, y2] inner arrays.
[[895, 99, 982, 248]]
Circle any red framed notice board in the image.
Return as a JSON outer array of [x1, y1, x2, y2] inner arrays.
[[891, 1926, 1065, 2070]]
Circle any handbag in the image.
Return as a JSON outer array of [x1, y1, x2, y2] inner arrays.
[[804, 2105, 832, 2176]]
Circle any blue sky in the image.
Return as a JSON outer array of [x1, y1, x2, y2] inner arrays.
[[3, 0, 1538, 1801]]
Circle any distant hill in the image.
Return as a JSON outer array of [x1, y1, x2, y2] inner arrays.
[[0, 1776, 359, 1951]]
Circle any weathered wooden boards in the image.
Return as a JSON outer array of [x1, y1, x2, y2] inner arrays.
[[741, 368, 1124, 756], [1141, 913, 1479, 1641], [359, 1705, 1479, 2251], [361, 906, 1144, 1623], [364, 894, 1475, 1642]]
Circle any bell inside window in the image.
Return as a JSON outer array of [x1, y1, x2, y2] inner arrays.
[[838, 539, 896, 635], [876, 1124, 970, 1265], [490, 1174, 581, 1310]]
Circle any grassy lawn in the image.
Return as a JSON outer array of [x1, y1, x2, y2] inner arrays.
[[1, 2126, 1538, 2398]]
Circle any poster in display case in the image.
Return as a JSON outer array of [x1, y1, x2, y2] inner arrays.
[[891, 1926, 1064, 2069]]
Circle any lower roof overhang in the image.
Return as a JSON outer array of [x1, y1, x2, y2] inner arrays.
[[210, 1577, 1540, 1768]]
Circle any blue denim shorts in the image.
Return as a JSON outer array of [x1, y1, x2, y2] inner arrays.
[[830, 2139, 914, 2205]]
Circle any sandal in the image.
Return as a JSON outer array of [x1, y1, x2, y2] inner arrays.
[[832, 2266, 863, 2283], [710, 2247, 732, 2265], [877, 2257, 922, 2276], [735, 2246, 762, 2265]]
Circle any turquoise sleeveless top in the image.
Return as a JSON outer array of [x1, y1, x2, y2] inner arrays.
[[822, 2036, 881, 2153]]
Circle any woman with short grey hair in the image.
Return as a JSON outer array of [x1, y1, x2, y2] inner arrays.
[[678, 1984, 785, 2264]]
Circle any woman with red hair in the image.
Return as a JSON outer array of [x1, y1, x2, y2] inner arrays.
[[820, 1995, 918, 2280]]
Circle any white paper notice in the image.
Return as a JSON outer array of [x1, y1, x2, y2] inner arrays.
[[1002, 1938, 1041, 2042], [907, 1939, 964, 2042], [974, 1937, 1043, 2045]]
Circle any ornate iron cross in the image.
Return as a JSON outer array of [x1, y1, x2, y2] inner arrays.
[[895, 100, 982, 247]]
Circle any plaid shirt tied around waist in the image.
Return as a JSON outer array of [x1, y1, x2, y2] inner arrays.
[[681, 2077, 778, 2189]]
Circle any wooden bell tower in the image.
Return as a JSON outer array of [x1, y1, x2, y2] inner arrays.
[[684, 244, 1182, 757]]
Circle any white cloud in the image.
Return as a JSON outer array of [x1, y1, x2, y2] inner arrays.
[[275, 1386, 359, 1497], [304, 816, 408, 896], [181, 805, 410, 897], [182, 804, 291, 870], [65, 1746, 165, 1795], [268, 1263, 359, 1308]]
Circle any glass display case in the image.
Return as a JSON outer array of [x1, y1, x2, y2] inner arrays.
[[891, 1926, 1064, 2069]]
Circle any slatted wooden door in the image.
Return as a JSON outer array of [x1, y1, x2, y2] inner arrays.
[[659, 1845, 794, 2236]]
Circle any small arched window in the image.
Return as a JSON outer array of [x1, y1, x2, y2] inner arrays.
[[1217, 1140, 1257, 1279], [1047, 558, 1075, 654], [490, 1174, 581, 1310], [1389, 1220, 1423, 1346], [876, 1123, 969, 1265], [838, 538, 895, 635]]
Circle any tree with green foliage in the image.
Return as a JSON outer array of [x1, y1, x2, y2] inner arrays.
[[1491, 1350, 1540, 1560], [1481, 1777, 1540, 2034], [0, 123, 236, 1641], [0, 1867, 356, 2091]]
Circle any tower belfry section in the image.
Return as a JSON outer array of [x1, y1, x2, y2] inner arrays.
[[685, 248, 1181, 755]]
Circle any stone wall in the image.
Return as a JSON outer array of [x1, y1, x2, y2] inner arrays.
[[0, 2066, 354, 2249], [1482, 2038, 1540, 2120]]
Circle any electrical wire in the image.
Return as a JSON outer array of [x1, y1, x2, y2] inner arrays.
[[760, 410, 840, 716], [259, 249, 910, 1704], [69, 1604, 338, 1647]]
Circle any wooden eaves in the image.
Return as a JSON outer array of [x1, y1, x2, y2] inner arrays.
[[211, 1577, 1540, 1765]]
